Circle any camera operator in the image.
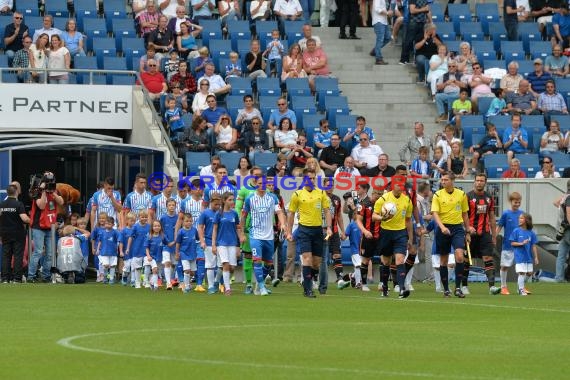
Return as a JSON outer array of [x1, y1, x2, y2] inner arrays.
[[0, 184, 30, 283], [28, 172, 64, 283]]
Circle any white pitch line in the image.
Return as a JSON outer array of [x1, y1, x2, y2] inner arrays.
[[56, 325, 507, 380]]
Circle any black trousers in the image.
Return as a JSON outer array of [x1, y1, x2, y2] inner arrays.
[[400, 21, 424, 63], [1, 237, 25, 282], [340, 0, 359, 36]]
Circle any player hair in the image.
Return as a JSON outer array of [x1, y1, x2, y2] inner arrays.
[[417, 182, 430, 194], [358, 183, 370, 191], [126, 212, 136, 221], [106, 216, 115, 225], [104, 177, 115, 186], [191, 178, 202, 189], [442, 171, 456, 180], [215, 164, 227, 172], [183, 213, 193, 221], [303, 168, 316, 176], [166, 198, 177, 206], [138, 210, 149, 217], [418, 146, 429, 155], [474, 172, 488, 182], [521, 212, 533, 230], [6, 184, 17, 196], [508, 191, 522, 201]]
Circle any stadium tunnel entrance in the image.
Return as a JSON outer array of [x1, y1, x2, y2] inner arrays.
[[0, 130, 164, 214]]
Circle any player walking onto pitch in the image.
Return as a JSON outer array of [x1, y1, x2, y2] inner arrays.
[[496, 192, 524, 295], [509, 213, 539, 296], [373, 183, 415, 298], [464, 173, 501, 295], [287, 168, 331, 298], [430, 172, 471, 298], [175, 214, 199, 293], [241, 177, 288, 296], [355, 189, 382, 292]]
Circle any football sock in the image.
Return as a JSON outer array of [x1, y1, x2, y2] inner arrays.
[[360, 263, 368, 285], [176, 262, 184, 281], [440, 266, 449, 291], [390, 257, 397, 287], [151, 273, 158, 287], [404, 253, 416, 275], [405, 266, 414, 289], [302, 266, 312, 293], [353, 267, 362, 285], [500, 269, 507, 287], [253, 260, 264, 284], [484, 259, 495, 287], [243, 257, 253, 285], [397, 264, 406, 290], [144, 266, 150, 285], [462, 261, 470, 287], [518, 274, 525, 290], [134, 268, 141, 287], [109, 267, 115, 282], [455, 262, 464, 290], [223, 271, 231, 290], [333, 257, 343, 279], [184, 273, 191, 289], [380, 264, 390, 289], [164, 267, 172, 285], [196, 259, 205, 285], [215, 267, 223, 284], [311, 268, 319, 282], [434, 269, 442, 291], [206, 268, 215, 288]]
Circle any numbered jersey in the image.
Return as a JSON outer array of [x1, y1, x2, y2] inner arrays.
[[467, 190, 495, 234], [57, 236, 87, 272]]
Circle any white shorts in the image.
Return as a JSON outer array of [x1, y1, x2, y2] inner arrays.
[[515, 263, 533, 273], [144, 257, 158, 269], [351, 253, 362, 267], [181, 259, 197, 271], [217, 246, 238, 266], [432, 252, 455, 268], [161, 251, 178, 265], [131, 257, 144, 269], [204, 246, 218, 268], [537, 15, 552, 26], [99, 256, 118, 267], [122, 258, 132, 272], [501, 250, 514, 267]]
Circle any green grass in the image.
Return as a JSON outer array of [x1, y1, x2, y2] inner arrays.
[[2, 281, 569, 380]]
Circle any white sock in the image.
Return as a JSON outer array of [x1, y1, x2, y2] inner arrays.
[[144, 266, 150, 285], [109, 267, 116, 281], [434, 269, 442, 291], [103, 267, 109, 279], [353, 269, 362, 285], [135, 268, 141, 287], [405, 267, 415, 288], [184, 273, 191, 289], [99, 263, 104, 276], [525, 274, 532, 284], [151, 273, 158, 287], [164, 266, 172, 285], [517, 274, 525, 290], [500, 270, 507, 287], [215, 268, 223, 284], [207, 268, 215, 288], [223, 271, 231, 290]]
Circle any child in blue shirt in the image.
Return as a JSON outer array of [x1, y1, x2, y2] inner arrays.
[[410, 146, 431, 178], [164, 96, 185, 137], [91, 212, 108, 283], [197, 192, 222, 294], [263, 29, 283, 77], [509, 212, 539, 296], [485, 88, 507, 118], [127, 210, 151, 288], [160, 199, 179, 289], [145, 220, 170, 291], [120, 212, 135, 286], [496, 191, 524, 294], [176, 214, 199, 293], [95, 216, 120, 284], [344, 213, 363, 288], [75, 218, 90, 261], [225, 51, 242, 81]]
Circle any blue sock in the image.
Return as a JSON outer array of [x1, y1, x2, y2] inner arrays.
[[196, 260, 205, 285], [397, 264, 406, 290], [254, 260, 264, 285], [176, 262, 184, 282], [440, 265, 449, 291]]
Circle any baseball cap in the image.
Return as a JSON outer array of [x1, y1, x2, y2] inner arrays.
[[534, 58, 543, 65]]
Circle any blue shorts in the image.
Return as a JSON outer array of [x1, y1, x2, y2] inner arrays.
[[435, 224, 465, 255], [379, 229, 408, 257], [296, 225, 324, 257], [250, 238, 274, 262]]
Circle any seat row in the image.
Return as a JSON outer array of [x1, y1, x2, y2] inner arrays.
[[186, 151, 278, 174], [484, 152, 570, 178]]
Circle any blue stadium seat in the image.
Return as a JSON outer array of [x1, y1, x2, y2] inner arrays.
[[302, 114, 322, 132], [111, 74, 136, 85], [523, 121, 547, 152], [463, 122, 486, 148], [209, 39, 233, 70], [227, 77, 253, 96], [92, 38, 117, 68], [324, 96, 350, 120], [84, 18, 109, 52], [459, 22, 484, 42], [483, 154, 508, 178], [518, 22, 541, 54], [471, 41, 496, 62], [434, 22, 456, 41], [304, 126, 322, 148], [90, 74, 108, 85], [0, 25, 4, 49], [284, 20, 304, 46], [225, 95, 243, 123], [334, 114, 357, 130], [477, 96, 494, 116], [198, 19, 222, 46], [254, 152, 278, 173], [218, 152, 243, 171], [500, 41, 525, 62], [555, 78, 570, 100], [186, 152, 211, 174], [236, 38, 251, 68], [551, 114, 570, 133], [25, 16, 43, 32], [103, 0, 128, 31], [446, 40, 461, 55], [488, 22, 508, 52], [476, 3, 500, 35], [1, 72, 18, 83], [448, 4, 472, 33], [517, 154, 540, 175], [15, 0, 40, 16], [259, 95, 280, 121], [0, 55, 8, 68], [122, 38, 145, 67], [46, 0, 70, 18], [461, 115, 485, 128], [74, 56, 98, 84], [517, 60, 535, 77], [529, 41, 552, 60], [483, 59, 506, 70], [315, 77, 340, 111], [227, 20, 251, 51], [103, 56, 127, 83], [430, 2, 445, 22], [488, 115, 511, 133], [112, 19, 137, 52], [285, 78, 311, 98], [255, 20, 279, 47], [257, 77, 281, 97], [291, 96, 317, 128], [74, 0, 99, 30], [550, 152, 570, 175]]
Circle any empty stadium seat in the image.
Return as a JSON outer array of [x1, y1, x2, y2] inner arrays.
[[518, 22, 541, 54], [225, 95, 243, 123], [112, 19, 137, 51], [471, 41, 496, 62], [448, 4, 472, 33], [186, 152, 211, 174], [1, 72, 18, 83], [84, 18, 109, 52], [74, 56, 98, 84], [45, 0, 70, 18], [259, 95, 280, 121], [103, 56, 127, 83], [198, 19, 222, 46], [122, 38, 145, 68], [334, 114, 357, 130], [291, 96, 317, 128], [227, 20, 251, 51], [103, 0, 127, 31], [227, 77, 253, 96], [550, 152, 570, 175], [218, 151, 242, 171], [15, 0, 40, 16], [74, 0, 99, 30], [488, 115, 511, 132], [517, 154, 540, 175], [284, 20, 304, 45], [529, 41, 552, 60], [488, 22, 508, 51], [483, 154, 508, 178], [285, 78, 311, 98], [461, 115, 485, 128], [475, 3, 500, 35], [500, 41, 525, 62], [477, 96, 494, 116], [25, 16, 43, 33], [459, 22, 484, 42], [315, 77, 341, 111], [0, 55, 8, 68], [434, 22, 456, 41], [257, 77, 281, 97], [254, 152, 278, 173], [111, 74, 136, 85], [518, 60, 535, 77], [430, 2, 445, 22], [324, 96, 350, 120], [92, 38, 117, 68], [209, 39, 233, 70]]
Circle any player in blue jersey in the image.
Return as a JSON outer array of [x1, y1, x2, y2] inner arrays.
[[123, 174, 152, 221], [203, 165, 237, 208], [198, 192, 222, 294], [149, 176, 177, 221], [73, 218, 90, 283], [175, 214, 198, 294], [95, 216, 120, 284], [145, 220, 169, 291], [496, 191, 524, 295], [91, 211, 108, 282], [213, 192, 245, 296], [241, 176, 288, 296], [344, 211, 363, 288], [509, 213, 539, 296], [160, 199, 179, 289], [119, 212, 136, 286], [90, 177, 123, 229], [126, 210, 151, 288]]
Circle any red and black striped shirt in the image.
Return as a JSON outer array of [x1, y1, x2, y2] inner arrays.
[[359, 198, 381, 239], [467, 190, 495, 235]]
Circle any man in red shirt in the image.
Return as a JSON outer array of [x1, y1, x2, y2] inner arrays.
[[139, 58, 167, 100], [501, 158, 527, 178], [302, 38, 330, 93]]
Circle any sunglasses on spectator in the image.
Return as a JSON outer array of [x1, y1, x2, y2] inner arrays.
[[14, 16, 23, 19], [200, 83, 209, 86], [360, 138, 368, 141], [278, 102, 286, 105], [544, 160, 552, 164], [148, 64, 157, 67], [252, 122, 260, 125]]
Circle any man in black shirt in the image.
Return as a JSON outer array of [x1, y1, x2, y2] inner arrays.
[[0, 184, 30, 283], [3, 12, 29, 65], [319, 134, 349, 176], [414, 23, 442, 82], [146, 15, 174, 59]]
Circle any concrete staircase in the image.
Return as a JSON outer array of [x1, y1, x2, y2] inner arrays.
[[317, 27, 440, 162]]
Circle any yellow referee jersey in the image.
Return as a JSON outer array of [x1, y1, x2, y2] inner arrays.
[[431, 188, 469, 225], [288, 188, 331, 227], [373, 191, 413, 231]]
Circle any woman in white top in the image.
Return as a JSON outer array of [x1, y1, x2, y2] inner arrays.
[[535, 157, 560, 178], [29, 33, 49, 83], [435, 124, 461, 160], [234, 156, 252, 177], [274, 117, 298, 153], [215, 114, 238, 152], [427, 44, 449, 99], [192, 79, 214, 115], [48, 34, 71, 84], [132, 0, 148, 18], [250, 0, 270, 21], [218, 0, 241, 28]]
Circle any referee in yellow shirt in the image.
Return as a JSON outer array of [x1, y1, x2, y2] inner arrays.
[[431, 171, 471, 298], [287, 168, 332, 298], [373, 182, 415, 299]]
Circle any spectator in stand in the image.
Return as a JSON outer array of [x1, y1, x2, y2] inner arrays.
[[447, 141, 468, 179], [456, 42, 477, 76], [267, 153, 293, 177], [268, 97, 297, 132], [0, 0, 12, 14], [48, 34, 70, 84], [538, 79, 569, 126], [245, 39, 267, 79], [369, 153, 396, 177], [399, 0, 429, 65], [334, 156, 360, 178], [351, 132, 383, 176], [169, 60, 197, 96], [502, 158, 527, 178], [435, 124, 461, 160], [530, 0, 562, 36], [314, 119, 334, 156], [414, 23, 442, 83], [147, 15, 174, 60], [304, 157, 325, 176], [168, 6, 194, 34], [469, 122, 502, 172], [202, 94, 229, 129], [132, 0, 149, 18], [234, 156, 252, 177], [263, 29, 285, 77], [273, 0, 303, 35], [191, 0, 216, 20], [320, 133, 349, 176], [235, 95, 263, 138], [551, 5, 570, 50], [399, 121, 434, 165], [290, 134, 314, 176], [139, 59, 168, 100], [12, 35, 32, 83], [435, 60, 467, 123], [250, 0, 271, 21], [468, 62, 494, 113], [451, 89, 472, 130], [160, 0, 186, 21], [427, 44, 449, 102], [274, 117, 299, 153], [502, 113, 530, 162], [500, 61, 524, 94], [224, 51, 242, 80], [504, 0, 523, 41], [29, 33, 49, 83], [281, 43, 306, 80], [61, 19, 85, 58], [410, 146, 431, 178], [343, 116, 376, 148], [506, 80, 540, 115], [182, 116, 210, 154], [302, 38, 330, 93], [194, 46, 213, 79], [137, 2, 160, 36], [535, 156, 561, 178], [3, 12, 30, 65], [197, 63, 231, 96], [486, 88, 508, 117], [527, 58, 552, 98], [214, 114, 239, 153], [371, 0, 392, 65], [218, 0, 241, 28], [168, 81, 189, 112], [176, 21, 202, 60], [545, 45, 569, 77], [245, 116, 271, 161], [200, 155, 220, 176], [140, 46, 162, 72], [298, 24, 321, 52], [32, 15, 61, 43], [540, 120, 565, 158]]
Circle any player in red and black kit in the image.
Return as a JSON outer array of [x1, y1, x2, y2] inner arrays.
[[465, 173, 501, 295], [356, 189, 382, 292]]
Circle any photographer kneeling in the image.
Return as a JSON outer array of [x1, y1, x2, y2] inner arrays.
[[28, 172, 64, 283]]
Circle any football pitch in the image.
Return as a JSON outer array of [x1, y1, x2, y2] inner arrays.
[[2, 282, 569, 380]]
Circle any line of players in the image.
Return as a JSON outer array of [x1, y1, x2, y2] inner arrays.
[[81, 163, 539, 297]]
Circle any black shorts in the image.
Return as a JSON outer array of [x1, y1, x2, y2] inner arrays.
[[361, 238, 381, 259], [435, 224, 465, 255], [297, 225, 324, 257], [379, 229, 408, 257], [467, 232, 494, 259], [328, 232, 341, 255]]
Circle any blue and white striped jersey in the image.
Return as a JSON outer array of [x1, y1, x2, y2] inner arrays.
[[243, 192, 281, 241]]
